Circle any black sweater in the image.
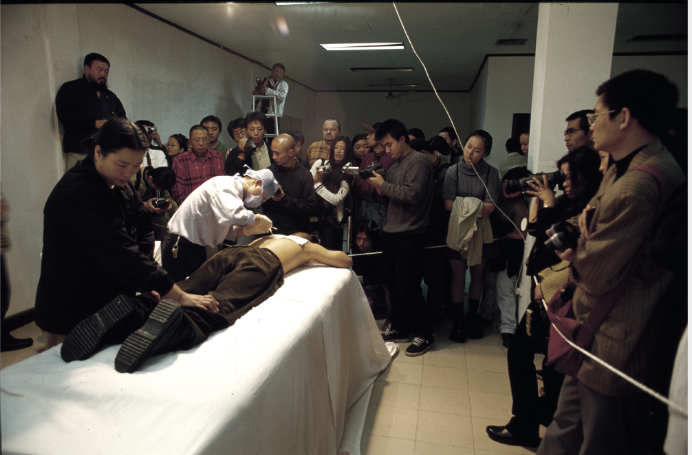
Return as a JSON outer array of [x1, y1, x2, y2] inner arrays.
[[263, 163, 319, 235], [35, 155, 174, 334]]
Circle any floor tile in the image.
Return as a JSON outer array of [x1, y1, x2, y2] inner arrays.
[[463, 342, 507, 356], [422, 345, 466, 369], [377, 361, 424, 385], [421, 365, 467, 390], [361, 434, 415, 455], [467, 369, 512, 395], [371, 381, 421, 410], [471, 416, 538, 454], [393, 343, 425, 364], [415, 411, 474, 448], [469, 391, 514, 420], [413, 440, 474, 455], [418, 385, 471, 416], [465, 352, 509, 373], [366, 405, 419, 440]]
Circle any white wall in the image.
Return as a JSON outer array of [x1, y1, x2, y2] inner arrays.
[[611, 54, 688, 107], [0, 4, 315, 315], [312, 91, 471, 149], [469, 61, 489, 133]]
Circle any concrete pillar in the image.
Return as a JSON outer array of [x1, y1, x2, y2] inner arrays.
[[518, 3, 618, 316]]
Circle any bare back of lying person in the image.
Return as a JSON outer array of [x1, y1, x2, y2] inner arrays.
[[61, 233, 352, 374]]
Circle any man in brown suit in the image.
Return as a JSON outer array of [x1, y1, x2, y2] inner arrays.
[[537, 70, 685, 454]]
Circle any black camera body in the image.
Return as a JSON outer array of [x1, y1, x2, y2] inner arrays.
[[544, 220, 580, 252], [152, 190, 169, 210], [254, 77, 266, 92], [243, 140, 257, 156], [360, 161, 384, 179], [503, 169, 566, 194]]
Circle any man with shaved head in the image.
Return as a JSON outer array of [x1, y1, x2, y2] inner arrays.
[[263, 134, 320, 234]]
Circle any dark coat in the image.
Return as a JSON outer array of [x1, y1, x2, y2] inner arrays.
[[55, 76, 126, 155], [263, 163, 319, 235], [35, 155, 174, 335]]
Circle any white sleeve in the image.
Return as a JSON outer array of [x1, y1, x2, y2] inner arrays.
[[266, 80, 288, 102], [209, 181, 256, 229], [151, 150, 168, 168], [309, 159, 322, 177], [315, 179, 350, 206]]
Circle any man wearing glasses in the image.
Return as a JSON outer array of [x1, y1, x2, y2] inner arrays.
[[564, 109, 595, 152], [537, 70, 685, 454]]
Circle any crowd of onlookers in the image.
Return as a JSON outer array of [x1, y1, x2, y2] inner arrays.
[[4, 51, 685, 454]]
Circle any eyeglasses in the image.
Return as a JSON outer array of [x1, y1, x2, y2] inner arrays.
[[563, 128, 582, 137], [586, 110, 615, 126]]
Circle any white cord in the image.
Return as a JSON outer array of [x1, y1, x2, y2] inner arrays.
[[393, 1, 687, 420], [532, 277, 688, 418], [391, 3, 527, 244]]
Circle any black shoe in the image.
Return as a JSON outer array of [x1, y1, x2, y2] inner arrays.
[[1, 335, 34, 352], [449, 318, 467, 343], [501, 333, 515, 348], [115, 299, 182, 373], [486, 425, 540, 448], [381, 325, 411, 343], [405, 335, 434, 357], [466, 313, 484, 339], [61, 295, 135, 362]]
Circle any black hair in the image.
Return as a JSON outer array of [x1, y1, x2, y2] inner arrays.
[[565, 109, 594, 135], [352, 133, 368, 144], [596, 69, 678, 137], [407, 128, 425, 141], [518, 130, 530, 138], [505, 137, 521, 154], [439, 127, 457, 142], [148, 166, 177, 190], [169, 134, 188, 152], [272, 63, 286, 72], [556, 146, 603, 203], [355, 220, 382, 252], [189, 124, 209, 137], [375, 119, 409, 143], [324, 136, 354, 190], [244, 111, 268, 129], [201, 115, 222, 130], [287, 130, 305, 145], [85, 118, 148, 157], [226, 118, 245, 137], [84, 53, 110, 68], [463, 129, 493, 156]]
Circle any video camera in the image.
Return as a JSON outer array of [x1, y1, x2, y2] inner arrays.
[[342, 161, 360, 176], [319, 160, 332, 174], [152, 190, 169, 210], [503, 169, 565, 195], [243, 139, 257, 156], [410, 136, 455, 156]]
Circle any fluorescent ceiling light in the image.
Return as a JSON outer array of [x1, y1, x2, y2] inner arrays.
[[321, 43, 404, 51], [351, 67, 414, 72], [276, 2, 331, 5]]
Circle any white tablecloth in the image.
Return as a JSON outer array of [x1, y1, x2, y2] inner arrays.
[[1, 265, 394, 455]]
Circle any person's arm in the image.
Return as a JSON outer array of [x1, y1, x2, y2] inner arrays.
[[315, 179, 350, 206], [379, 158, 431, 204], [481, 166, 500, 217], [442, 165, 458, 212], [163, 284, 219, 312], [170, 157, 187, 204], [265, 80, 288, 103], [305, 241, 353, 268]]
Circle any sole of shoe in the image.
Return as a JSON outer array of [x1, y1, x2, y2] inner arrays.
[[61, 295, 135, 362], [486, 429, 540, 448], [115, 299, 181, 373], [405, 342, 433, 357]]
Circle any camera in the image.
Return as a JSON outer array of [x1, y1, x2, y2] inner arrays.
[[544, 220, 580, 252], [255, 78, 265, 92], [144, 126, 155, 135], [359, 161, 384, 179], [243, 139, 256, 156], [319, 160, 332, 174], [152, 190, 169, 210], [342, 162, 360, 175], [503, 169, 565, 194]]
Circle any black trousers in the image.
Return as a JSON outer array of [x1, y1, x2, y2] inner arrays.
[[381, 231, 430, 336], [506, 311, 565, 439], [102, 246, 285, 354], [161, 233, 208, 282]]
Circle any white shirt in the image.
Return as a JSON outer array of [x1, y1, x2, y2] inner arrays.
[[167, 176, 256, 246], [265, 79, 289, 118], [142, 148, 168, 169]]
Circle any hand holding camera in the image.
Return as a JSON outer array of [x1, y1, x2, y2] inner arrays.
[[525, 174, 557, 208]]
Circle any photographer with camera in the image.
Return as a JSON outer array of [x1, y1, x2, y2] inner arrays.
[[130, 165, 178, 241], [310, 136, 355, 251], [224, 112, 272, 176], [135, 120, 168, 168], [253, 63, 288, 130], [486, 146, 603, 448]]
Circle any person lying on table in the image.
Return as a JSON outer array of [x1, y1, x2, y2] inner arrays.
[[61, 233, 353, 373]]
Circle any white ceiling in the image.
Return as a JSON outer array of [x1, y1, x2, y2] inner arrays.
[[135, 2, 688, 92]]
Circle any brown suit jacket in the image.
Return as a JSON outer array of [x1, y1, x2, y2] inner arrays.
[[571, 140, 685, 395]]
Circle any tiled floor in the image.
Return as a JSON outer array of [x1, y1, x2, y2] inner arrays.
[[361, 316, 545, 455], [2, 316, 546, 455]]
